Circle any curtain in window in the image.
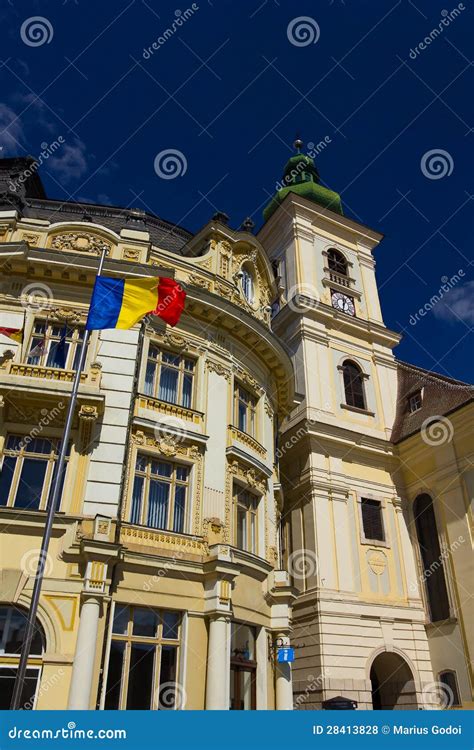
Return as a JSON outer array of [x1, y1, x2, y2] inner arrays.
[[147, 480, 169, 529], [144, 362, 155, 396], [173, 485, 186, 533], [15, 459, 47, 510], [0, 456, 16, 506], [130, 476, 144, 525], [158, 367, 178, 404], [182, 374, 192, 408]]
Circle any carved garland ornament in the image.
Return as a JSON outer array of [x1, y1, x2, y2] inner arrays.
[[49, 307, 86, 325], [205, 359, 232, 381], [50, 232, 112, 256]]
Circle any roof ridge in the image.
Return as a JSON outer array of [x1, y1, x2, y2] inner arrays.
[[395, 359, 474, 389]]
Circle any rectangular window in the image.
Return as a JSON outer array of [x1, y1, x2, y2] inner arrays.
[[104, 605, 181, 710], [130, 455, 190, 534], [408, 391, 422, 413], [0, 435, 69, 512], [234, 384, 257, 437], [234, 485, 258, 554], [144, 346, 195, 408], [26, 321, 86, 370], [361, 498, 385, 542]]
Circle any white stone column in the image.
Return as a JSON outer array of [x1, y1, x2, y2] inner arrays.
[[68, 595, 101, 709], [275, 635, 294, 710], [205, 615, 230, 710]]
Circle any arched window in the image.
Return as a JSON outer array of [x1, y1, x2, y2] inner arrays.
[[0, 605, 46, 709], [439, 670, 461, 707], [241, 265, 254, 304], [413, 493, 450, 622], [342, 360, 366, 410], [327, 248, 348, 276]]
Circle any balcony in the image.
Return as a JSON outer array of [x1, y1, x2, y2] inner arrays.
[[120, 522, 207, 560], [134, 394, 204, 427], [322, 267, 361, 298], [0, 358, 102, 386], [0, 356, 104, 433], [227, 425, 267, 460]]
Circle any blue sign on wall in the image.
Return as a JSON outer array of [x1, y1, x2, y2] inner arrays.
[[277, 647, 295, 663]]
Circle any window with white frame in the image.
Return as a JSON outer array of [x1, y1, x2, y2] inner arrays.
[[26, 321, 86, 370], [408, 391, 422, 413], [241, 265, 255, 304], [104, 605, 181, 710], [234, 384, 257, 437], [0, 606, 45, 710], [0, 436, 69, 512], [234, 484, 258, 554], [144, 346, 195, 408], [130, 455, 190, 533]]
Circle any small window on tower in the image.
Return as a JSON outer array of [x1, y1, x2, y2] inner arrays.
[[327, 248, 348, 276], [408, 391, 422, 413], [361, 498, 385, 542]]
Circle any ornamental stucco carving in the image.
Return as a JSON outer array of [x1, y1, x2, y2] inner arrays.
[[50, 232, 112, 256]]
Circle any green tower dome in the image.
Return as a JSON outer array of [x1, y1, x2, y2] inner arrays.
[[263, 139, 343, 222]]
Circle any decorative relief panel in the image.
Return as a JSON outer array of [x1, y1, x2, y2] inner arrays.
[[367, 550, 387, 575], [21, 232, 40, 246], [121, 247, 141, 261], [49, 232, 112, 256], [205, 359, 232, 381]]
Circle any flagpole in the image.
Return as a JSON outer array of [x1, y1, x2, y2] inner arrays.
[[10, 247, 108, 710]]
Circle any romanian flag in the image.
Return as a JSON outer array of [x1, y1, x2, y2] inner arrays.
[[85, 276, 185, 331], [0, 327, 23, 343]]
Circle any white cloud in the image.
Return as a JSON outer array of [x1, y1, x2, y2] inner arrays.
[[47, 139, 88, 182], [432, 281, 474, 324], [0, 103, 27, 154]]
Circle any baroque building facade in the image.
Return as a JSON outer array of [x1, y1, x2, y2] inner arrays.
[[0, 152, 472, 711]]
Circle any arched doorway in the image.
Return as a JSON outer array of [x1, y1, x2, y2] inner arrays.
[[370, 651, 417, 710]]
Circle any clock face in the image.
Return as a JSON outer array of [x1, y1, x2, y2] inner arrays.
[[331, 291, 355, 316]]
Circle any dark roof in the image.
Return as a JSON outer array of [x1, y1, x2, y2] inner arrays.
[[391, 360, 474, 443], [0, 156, 192, 255]]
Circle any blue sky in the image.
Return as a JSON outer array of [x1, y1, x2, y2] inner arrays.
[[1, 0, 472, 381]]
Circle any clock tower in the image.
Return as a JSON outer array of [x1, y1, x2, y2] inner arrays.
[[258, 142, 436, 709]]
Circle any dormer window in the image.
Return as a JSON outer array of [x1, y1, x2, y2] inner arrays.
[[327, 248, 348, 277], [408, 391, 422, 413]]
